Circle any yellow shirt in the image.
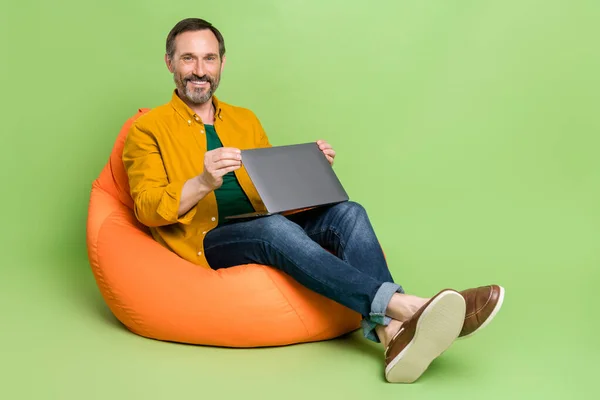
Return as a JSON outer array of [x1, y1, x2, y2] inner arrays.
[[122, 90, 271, 268]]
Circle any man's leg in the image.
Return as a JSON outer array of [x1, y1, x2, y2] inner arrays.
[[285, 201, 413, 342], [204, 213, 467, 383], [204, 214, 399, 325], [206, 205, 430, 343], [285, 202, 504, 343], [285, 201, 394, 286]]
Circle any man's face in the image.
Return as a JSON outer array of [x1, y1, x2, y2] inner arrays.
[[166, 29, 225, 105]]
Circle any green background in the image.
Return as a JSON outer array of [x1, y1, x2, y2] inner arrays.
[[1, 0, 598, 398]]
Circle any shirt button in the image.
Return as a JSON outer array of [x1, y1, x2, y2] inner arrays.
[[197, 251, 202, 256], [202, 231, 207, 235], [211, 217, 216, 222], [187, 120, 191, 125]]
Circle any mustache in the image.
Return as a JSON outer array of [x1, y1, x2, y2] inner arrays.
[[184, 74, 214, 84]]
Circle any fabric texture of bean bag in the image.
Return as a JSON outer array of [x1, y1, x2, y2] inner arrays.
[[86, 108, 361, 347]]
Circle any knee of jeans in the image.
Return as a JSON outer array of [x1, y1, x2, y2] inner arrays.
[[336, 201, 367, 219]]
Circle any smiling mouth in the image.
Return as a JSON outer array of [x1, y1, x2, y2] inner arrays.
[[188, 80, 209, 86]]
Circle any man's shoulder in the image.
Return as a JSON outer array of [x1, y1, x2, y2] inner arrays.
[[218, 98, 259, 120], [131, 102, 176, 131]]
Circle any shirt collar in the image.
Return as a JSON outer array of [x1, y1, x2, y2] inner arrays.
[[170, 89, 223, 124]]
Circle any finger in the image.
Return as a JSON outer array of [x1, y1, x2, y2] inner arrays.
[[207, 148, 242, 163], [210, 147, 241, 159], [323, 149, 335, 157], [213, 159, 242, 170], [214, 147, 241, 156], [216, 147, 242, 154], [215, 165, 241, 177], [212, 151, 242, 163], [323, 151, 335, 160]]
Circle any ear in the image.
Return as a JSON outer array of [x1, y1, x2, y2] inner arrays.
[[165, 54, 174, 73], [220, 55, 227, 74]]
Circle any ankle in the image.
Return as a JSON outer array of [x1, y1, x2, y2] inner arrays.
[[386, 294, 429, 321], [378, 319, 403, 348]]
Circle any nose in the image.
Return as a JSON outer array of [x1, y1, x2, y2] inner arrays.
[[194, 60, 206, 77]]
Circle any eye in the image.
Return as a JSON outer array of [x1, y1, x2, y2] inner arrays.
[[182, 56, 193, 62]]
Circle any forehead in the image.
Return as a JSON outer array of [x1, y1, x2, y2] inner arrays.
[[174, 29, 219, 55]]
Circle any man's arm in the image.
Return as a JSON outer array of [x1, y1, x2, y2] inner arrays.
[[177, 145, 242, 216], [122, 123, 198, 227], [123, 123, 242, 226], [177, 176, 212, 217]]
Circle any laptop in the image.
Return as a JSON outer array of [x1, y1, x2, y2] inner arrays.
[[225, 142, 349, 220]]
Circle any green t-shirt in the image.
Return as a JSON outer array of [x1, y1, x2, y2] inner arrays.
[[205, 124, 255, 225]]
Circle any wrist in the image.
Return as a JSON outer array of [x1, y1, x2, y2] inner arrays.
[[196, 174, 212, 194]]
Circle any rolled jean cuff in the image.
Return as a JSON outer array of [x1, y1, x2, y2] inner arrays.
[[362, 282, 405, 343]]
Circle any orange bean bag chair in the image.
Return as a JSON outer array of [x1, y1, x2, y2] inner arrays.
[[86, 108, 361, 347]]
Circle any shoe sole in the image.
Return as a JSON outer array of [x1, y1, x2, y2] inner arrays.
[[459, 285, 505, 339], [385, 290, 466, 383]]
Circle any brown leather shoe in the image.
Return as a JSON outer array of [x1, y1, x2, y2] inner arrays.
[[384, 289, 466, 383], [459, 285, 505, 338]]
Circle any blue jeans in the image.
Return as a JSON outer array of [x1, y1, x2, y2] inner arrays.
[[204, 201, 404, 342]]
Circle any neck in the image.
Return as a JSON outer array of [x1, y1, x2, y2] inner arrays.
[[176, 90, 215, 123]]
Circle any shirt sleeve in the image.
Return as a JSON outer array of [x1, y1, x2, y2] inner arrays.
[[122, 122, 197, 227]]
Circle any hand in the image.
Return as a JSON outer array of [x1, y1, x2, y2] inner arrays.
[[317, 140, 336, 166], [199, 147, 242, 190]]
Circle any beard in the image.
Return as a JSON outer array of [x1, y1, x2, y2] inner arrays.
[[175, 71, 221, 105]]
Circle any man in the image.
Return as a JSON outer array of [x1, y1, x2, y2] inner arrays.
[[122, 18, 504, 383]]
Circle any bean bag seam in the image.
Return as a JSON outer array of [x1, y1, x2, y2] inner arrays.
[[262, 238, 341, 340], [95, 210, 148, 335], [260, 266, 311, 338]]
